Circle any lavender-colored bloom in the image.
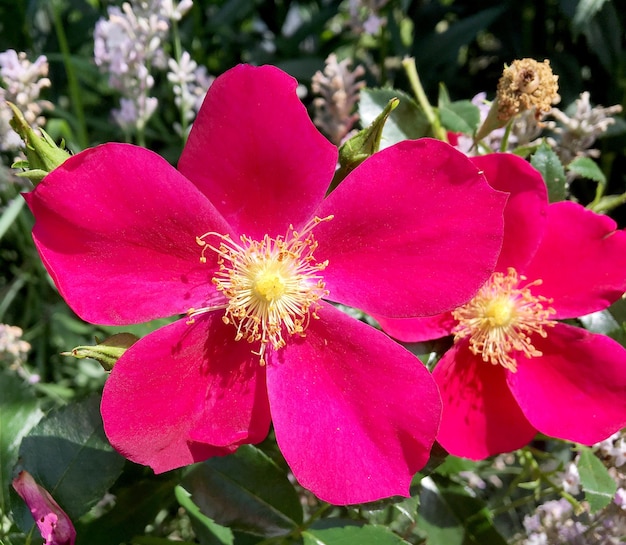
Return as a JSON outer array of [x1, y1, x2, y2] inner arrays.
[[167, 50, 214, 134], [546, 91, 623, 164], [311, 53, 365, 145], [347, 0, 389, 35], [93, 1, 196, 133], [0, 50, 52, 153]]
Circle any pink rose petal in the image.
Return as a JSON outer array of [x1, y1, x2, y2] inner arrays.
[[179, 64, 337, 239], [471, 153, 548, 271], [266, 302, 441, 504], [25, 143, 232, 325], [375, 312, 456, 343], [524, 201, 626, 318], [433, 341, 537, 459], [314, 138, 507, 317], [507, 323, 626, 445], [101, 314, 271, 473]]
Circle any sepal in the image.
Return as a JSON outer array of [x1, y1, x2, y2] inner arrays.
[[61, 333, 139, 371]]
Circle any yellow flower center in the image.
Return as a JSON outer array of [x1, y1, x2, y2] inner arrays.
[[188, 215, 333, 365], [452, 267, 557, 372]]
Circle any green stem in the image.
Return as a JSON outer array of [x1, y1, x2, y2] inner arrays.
[[402, 57, 447, 141], [499, 120, 513, 152], [50, 1, 88, 149], [170, 18, 190, 140], [589, 190, 626, 214]]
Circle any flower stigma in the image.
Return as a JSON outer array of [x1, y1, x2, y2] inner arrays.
[[451, 267, 556, 372], [188, 215, 334, 365]]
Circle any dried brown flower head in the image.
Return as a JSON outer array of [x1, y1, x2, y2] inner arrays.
[[496, 59, 559, 122]]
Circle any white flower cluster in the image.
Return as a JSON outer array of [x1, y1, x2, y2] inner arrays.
[[518, 431, 626, 544], [546, 91, 623, 164], [311, 53, 365, 145], [0, 324, 37, 383], [93, 0, 199, 134], [167, 51, 213, 136], [0, 50, 52, 152]]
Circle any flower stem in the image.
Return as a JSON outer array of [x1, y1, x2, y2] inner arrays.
[[402, 57, 447, 141], [170, 18, 190, 141], [50, 1, 88, 150], [499, 120, 513, 151]]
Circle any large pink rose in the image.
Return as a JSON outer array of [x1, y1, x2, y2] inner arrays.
[[25, 65, 506, 503]]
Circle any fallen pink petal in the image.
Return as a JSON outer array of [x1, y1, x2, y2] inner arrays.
[[12, 471, 76, 545]]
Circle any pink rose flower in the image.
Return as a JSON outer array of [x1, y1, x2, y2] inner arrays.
[[378, 153, 626, 459], [12, 471, 76, 545], [25, 65, 507, 503]]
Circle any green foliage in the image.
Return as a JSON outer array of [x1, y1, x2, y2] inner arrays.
[[530, 142, 567, 202], [0, 372, 43, 520], [303, 523, 410, 544], [577, 446, 618, 512], [181, 445, 303, 538], [417, 476, 508, 545], [359, 88, 429, 148], [14, 395, 125, 525], [437, 84, 481, 134]]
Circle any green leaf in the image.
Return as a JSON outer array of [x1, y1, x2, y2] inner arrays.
[[333, 96, 399, 187], [577, 445, 617, 513], [130, 538, 197, 545], [578, 304, 626, 345], [75, 474, 179, 545], [439, 100, 481, 134], [303, 523, 410, 545], [417, 477, 508, 545], [359, 88, 430, 149], [530, 142, 567, 202], [182, 445, 302, 537], [415, 6, 506, 69], [16, 395, 125, 522], [578, 1, 621, 71], [0, 196, 26, 242], [572, 0, 610, 30], [567, 156, 606, 184], [175, 485, 234, 545], [0, 372, 43, 521]]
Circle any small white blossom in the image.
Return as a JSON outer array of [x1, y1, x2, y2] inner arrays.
[[167, 50, 213, 135], [160, 0, 193, 20], [0, 50, 52, 153], [560, 461, 581, 495], [0, 324, 38, 383], [545, 91, 623, 164], [93, 0, 195, 133]]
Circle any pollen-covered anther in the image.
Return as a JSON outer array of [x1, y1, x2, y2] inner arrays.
[[190, 215, 333, 365], [451, 267, 556, 372]]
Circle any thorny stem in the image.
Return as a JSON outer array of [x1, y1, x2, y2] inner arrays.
[[402, 57, 448, 142]]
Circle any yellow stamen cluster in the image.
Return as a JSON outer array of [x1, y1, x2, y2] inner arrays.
[[496, 58, 560, 122], [189, 216, 333, 365], [452, 267, 556, 372]]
